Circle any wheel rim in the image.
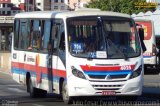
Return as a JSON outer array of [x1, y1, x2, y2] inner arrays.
[[62, 83, 69, 101], [29, 79, 33, 96]]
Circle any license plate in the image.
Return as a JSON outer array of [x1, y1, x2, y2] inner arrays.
[[102, 91, 115, 95]]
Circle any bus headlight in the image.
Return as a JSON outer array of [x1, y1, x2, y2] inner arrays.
[[71, 66, 86, 80], [130, 66, 142, 79]]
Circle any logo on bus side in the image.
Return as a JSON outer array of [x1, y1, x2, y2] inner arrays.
[[13, 53, 17, 59], [27, 56, 35, 62]]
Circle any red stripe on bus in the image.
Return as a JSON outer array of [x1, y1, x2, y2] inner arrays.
[[80, 65, 135, 71], [11, 62, 66, 77]]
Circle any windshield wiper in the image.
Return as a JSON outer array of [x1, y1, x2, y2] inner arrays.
[[87, 52, 95, 60], [107, 39, 128, 60]]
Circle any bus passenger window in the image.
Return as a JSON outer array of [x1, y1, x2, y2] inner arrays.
[[51, 24, 58, 52], [28, 23, 33, 50], [27, 20, 42, 51], [19, 19, 28, 50], [42, 20, 51, 52]]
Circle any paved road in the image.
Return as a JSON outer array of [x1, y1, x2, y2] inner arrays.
[[0, 71, 159, 106]]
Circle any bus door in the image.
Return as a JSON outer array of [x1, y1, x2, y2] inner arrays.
[[43, 20, 53, 93], [51, 19, 65, 93]]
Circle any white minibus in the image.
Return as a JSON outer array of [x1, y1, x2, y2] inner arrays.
[[11, 9, 144, 104]]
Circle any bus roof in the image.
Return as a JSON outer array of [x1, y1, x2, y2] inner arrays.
[[134, 19, 152, 22], [15, 9, 131, 19]]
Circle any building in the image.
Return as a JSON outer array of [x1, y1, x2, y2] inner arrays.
[[11, 0, 37, 11], [0, 0, 22, 52], [51, 0, 68, 11], [0, 0, 70, 49], [0, 0, 21, 16], [36, 0, 51, 11], [68, 0, 91, 10]]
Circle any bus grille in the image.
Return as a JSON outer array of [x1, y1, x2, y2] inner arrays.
[[88, 74, 128, 79], [88, 75, 106, 79], [92, 84, 123, 91]]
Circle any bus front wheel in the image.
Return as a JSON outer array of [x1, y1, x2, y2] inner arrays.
[[62, 81, 72, 104]]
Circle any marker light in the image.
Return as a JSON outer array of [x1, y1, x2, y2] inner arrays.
[[130, 65, 142, 79]]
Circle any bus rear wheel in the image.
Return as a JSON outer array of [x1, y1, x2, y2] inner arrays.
[[29, 78, 37, 98], [29, 78, 47, 98], [62, 81, 72, 104]]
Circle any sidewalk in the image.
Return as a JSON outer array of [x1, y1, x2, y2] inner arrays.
[[0, 68, 11, 75], [0, 52, 11, 74]]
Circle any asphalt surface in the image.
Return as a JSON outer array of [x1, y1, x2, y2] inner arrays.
[[0, 70, 159, 106]]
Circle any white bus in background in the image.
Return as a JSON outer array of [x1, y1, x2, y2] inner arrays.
[[11, 9, 144, 104], [135, 19, 159, 71]]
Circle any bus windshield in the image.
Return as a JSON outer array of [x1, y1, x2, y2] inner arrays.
[[67, 16, 141, 59]]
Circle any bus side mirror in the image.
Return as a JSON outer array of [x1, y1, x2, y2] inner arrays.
[[138, 28, 146, 52], [138, 28, 144, 41]]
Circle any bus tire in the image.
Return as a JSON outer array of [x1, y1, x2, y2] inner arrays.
[[26, 73, 30, 92], [156, 56, 160, 69], [38, 89, 47, 98], [29, 78, 37, 98], [62, 81, 72, 104]]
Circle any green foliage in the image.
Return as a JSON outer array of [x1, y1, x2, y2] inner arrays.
[[87, 0, 156, 14]]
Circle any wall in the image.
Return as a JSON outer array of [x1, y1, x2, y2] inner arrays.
[[68, 0, 91, 10], [0, 52, 11, 73]]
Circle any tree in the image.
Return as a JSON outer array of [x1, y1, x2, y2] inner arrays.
[[87, 0, 156, 14]]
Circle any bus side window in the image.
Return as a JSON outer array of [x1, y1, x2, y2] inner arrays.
[[51, 23, 58, 53], [27, 20, 33, 50], [42, 20, 51, 52], [32, 20, 40, 50], [19, 19, 28, 50]]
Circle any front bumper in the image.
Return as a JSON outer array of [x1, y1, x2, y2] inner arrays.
[[67, 74, 143, 97]]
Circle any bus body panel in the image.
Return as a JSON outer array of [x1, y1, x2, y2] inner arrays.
[[66, 55, 143, 96], [11, 49, 66, 93], [135, 20, 157, 67]]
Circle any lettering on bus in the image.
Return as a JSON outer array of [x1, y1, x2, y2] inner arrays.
[[120, 65, 131, 70], [13, 53, 17, 59], [27, 56, 35, 62]]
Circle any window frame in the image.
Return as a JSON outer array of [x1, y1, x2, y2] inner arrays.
[[13, 18, 65, 55]]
